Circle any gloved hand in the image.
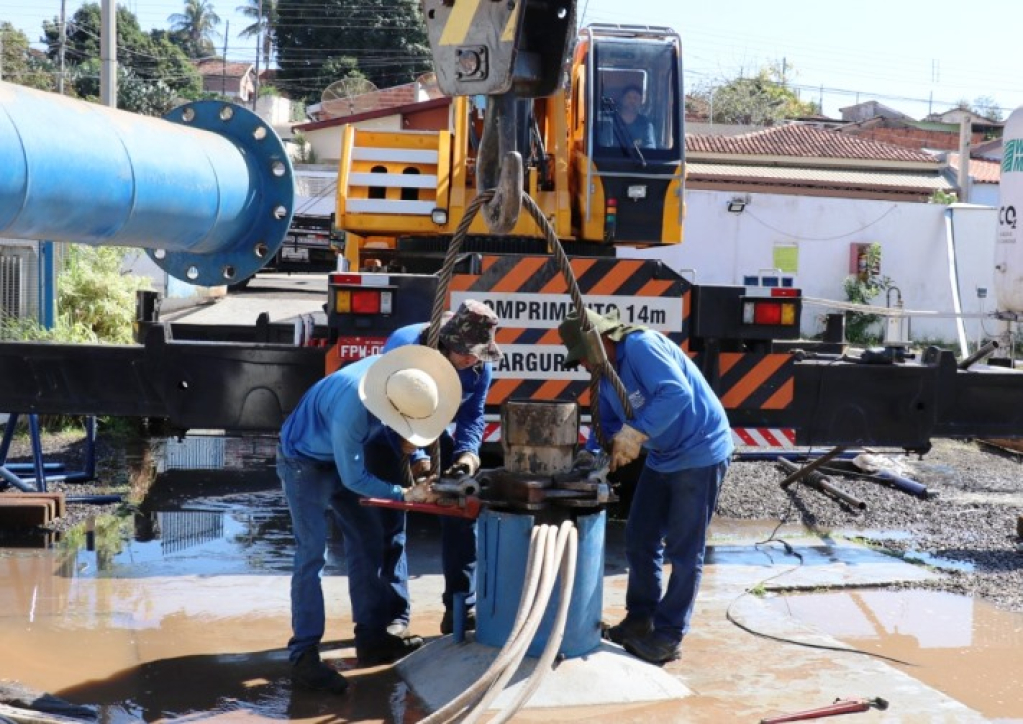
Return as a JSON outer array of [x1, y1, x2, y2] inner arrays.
[[610, 424, 648, 472], [571, 449, 596, 472], [443, 451, 480, 477], [404, 480, 440, 504], [410, 458, 432, 479]]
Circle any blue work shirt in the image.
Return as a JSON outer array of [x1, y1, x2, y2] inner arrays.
[[586, 329, 733, 471], [279, 355, 404, 501], [382, 323, 492, 460]]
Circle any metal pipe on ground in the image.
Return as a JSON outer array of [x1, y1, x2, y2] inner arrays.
[[777, 457, 866, 510]]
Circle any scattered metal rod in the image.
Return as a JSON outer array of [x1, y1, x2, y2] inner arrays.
[[819, 461, 932, 499], [778, 446, 849, 489], [958, 339, 999, 370], [734, 450, 865, 463], [759, 696, 889, 723], [777, 457, 866, 510]]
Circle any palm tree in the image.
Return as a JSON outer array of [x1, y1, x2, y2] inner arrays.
[[237, 0, 276, 71], [168, 0, 222, 59]]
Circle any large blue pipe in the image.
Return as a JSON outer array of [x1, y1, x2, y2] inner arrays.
[[0, 81, 293, 287]]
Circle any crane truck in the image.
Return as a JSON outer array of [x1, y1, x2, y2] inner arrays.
[[1, 1, 1023, 462]]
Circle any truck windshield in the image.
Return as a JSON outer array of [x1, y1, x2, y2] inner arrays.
[[591, 37, 681, 163]]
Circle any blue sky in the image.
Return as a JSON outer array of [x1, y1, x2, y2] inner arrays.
[[5, 0, 1022, 121]]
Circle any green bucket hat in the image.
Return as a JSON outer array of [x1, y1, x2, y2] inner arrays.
[[558, 308, 643, 368]]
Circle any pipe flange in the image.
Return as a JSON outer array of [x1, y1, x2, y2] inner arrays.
[[156, 101, 294, 287]]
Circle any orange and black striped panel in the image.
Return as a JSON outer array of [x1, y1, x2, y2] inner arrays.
[[712, 352, 795, 413], [449, 254, 691, 412]]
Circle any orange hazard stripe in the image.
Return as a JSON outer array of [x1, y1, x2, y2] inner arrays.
[[635, 279, 674, 296], [762, 378, 794, 409], [719, 354, 790, 408], [539, 259, 597, 293], [534, 379, 572, 400], [491, 257, 548, 292], [487, 378, 521, 405], [587, 260, 640, 295], [718, 352, 741, 377]]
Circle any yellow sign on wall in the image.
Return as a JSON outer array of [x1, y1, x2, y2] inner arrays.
[[773, 243, 799, 273]]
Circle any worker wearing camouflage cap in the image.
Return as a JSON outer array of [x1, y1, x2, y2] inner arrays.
[[368, 299, 503, 637]]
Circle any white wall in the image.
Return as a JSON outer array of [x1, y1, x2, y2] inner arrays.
[[304, 116, 401, 164], [621, 190, 1000, 347]]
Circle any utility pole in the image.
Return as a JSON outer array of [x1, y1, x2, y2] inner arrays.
[[100, 0, 116, 107], [252, 0, 262, 111], [222, 20, 229, 99], [57, 0, 67, 95], [958, 117, 972, 203]]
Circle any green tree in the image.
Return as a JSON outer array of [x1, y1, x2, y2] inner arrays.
[[972, 95, 1003, 123], [237, 0, 277, 72], [168, 0, 222, 59], [70, 60, 180, 115], [0, 23, 55, 91], [43, 3, 201, 97], [693, 64, 819, 126], [842, 243, 893, 345], [59, 246, 151, 345], [275, 0, 432, 103]]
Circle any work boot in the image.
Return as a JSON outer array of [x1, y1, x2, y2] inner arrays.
[[291, 649, 349, 694], [622, 631, 682, 665], [356, 632, 424, 667], [440, 607, 477, 635], [602, 614, 653, 646]]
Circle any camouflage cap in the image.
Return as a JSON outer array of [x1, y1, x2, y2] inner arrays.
[[440, 300, 503, 363]]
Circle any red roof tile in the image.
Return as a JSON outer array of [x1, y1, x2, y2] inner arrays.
[[687, 124, 938, 164], [947, 153, 1001, 184]]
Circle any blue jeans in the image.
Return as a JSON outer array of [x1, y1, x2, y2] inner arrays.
[[277, 447, 407, 661], [624, 459, 729, 645], [364, 433, 477, 612]]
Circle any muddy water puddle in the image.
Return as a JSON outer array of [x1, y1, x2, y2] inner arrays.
[[767, 589, 1023, 721], [5, 435, 1023, 722]]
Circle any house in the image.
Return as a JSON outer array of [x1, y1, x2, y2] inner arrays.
[[686, 123, 956, 202], [292, 79, 451, 164], [194, 59, 257, 102], [839, 100, 912, 124]]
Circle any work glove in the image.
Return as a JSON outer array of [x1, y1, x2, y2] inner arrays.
[[404, 479, 440, 504], [610, 424, 648, 472], [443, 451, 480, 478]]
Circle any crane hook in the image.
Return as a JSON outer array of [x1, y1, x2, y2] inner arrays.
[[476, 91, 523, 234]]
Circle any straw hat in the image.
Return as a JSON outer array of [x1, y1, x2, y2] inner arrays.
[[359, 345, 462, 446]]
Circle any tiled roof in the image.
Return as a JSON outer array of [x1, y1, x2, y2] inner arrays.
[[687, 124, 938, 164], [686, 162, 954, 194], [195, 59, 253, 78], [946, 153, 1001, 184]]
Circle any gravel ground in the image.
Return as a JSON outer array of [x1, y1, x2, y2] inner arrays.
[[6, 430, 1023, 613], [718, 437, 1023, 612]]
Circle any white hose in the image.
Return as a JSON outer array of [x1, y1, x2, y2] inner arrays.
[[491, 523, 578, 724], [419, 524, 549, 724], [421, 520, 581, 724], [460, 522, 566, 723]]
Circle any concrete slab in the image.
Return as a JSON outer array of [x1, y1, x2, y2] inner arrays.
[[397, 636, 690, 713]]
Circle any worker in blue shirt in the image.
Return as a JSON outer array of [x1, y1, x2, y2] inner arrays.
[[374, 299, 502, 636], [558, 308, 733, 664], [277, 345, 461, 693]]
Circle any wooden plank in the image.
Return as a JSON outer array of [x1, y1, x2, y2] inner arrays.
[[0, 498, 55, 527]]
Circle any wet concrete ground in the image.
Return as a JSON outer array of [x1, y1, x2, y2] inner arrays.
[[2, 437, 1023, 722]]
